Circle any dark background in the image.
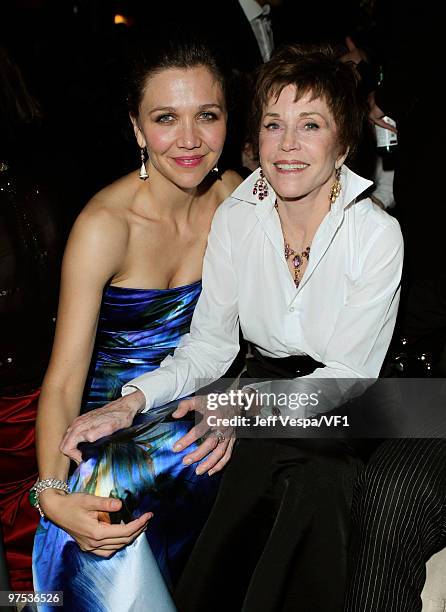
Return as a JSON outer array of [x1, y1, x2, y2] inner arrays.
[[1, 0, 376, 213]]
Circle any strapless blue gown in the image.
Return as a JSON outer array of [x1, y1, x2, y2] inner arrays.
[[32, 282, 220, 611]]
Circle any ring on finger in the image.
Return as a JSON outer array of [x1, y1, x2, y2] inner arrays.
[[213, 430, 225, 444]]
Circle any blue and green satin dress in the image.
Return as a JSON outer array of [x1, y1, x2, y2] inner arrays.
[[32, 281, 220, 611]]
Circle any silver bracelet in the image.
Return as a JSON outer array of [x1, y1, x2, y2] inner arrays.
[[29, 478, 70, 518]]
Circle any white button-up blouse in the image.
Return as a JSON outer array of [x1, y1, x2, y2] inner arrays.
[[123, 166, 403, 414]]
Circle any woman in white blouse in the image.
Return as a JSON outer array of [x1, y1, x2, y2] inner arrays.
[[61, 44, 403, 611]]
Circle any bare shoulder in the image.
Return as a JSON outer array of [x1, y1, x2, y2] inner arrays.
[[86, 171, 138, 214], [77, 172, 138, 237], [217, 170, 244, 200], [73, 201, 126, 247], [65, 176, 135, 267]]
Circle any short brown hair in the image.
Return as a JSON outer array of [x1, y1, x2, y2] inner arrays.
[[249, 43, 365, 160]]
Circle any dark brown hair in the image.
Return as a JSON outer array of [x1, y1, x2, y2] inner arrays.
[[249, 43, 365, 159], [127, 37, 228, 119]]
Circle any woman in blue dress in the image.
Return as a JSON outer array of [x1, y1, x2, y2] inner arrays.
[[31, 38, 241, 611]]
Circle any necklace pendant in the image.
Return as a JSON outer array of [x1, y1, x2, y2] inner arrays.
[[275, 202, 311, 288], [292, 254, 302, 268]]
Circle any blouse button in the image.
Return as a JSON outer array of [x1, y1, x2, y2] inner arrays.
[[289, 306, 295, 312]]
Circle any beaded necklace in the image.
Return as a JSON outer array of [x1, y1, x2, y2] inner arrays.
[[274, 201, 310, 289]]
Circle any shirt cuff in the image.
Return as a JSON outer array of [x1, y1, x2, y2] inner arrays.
[[121, 383, 152, 413]]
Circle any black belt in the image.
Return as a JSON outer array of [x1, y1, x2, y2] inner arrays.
[[246, 347, 325, 379]]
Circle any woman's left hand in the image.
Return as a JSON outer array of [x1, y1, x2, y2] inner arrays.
[[172, 396, 236, 476]]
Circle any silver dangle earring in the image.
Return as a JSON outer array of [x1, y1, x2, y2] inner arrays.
[[212, 165, 219, 174], [252, 168, 269, 200], [139, 147, 148, 180]]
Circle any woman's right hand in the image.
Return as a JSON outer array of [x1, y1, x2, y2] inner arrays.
[[39, 489, 152, 558], [60, 391, 146, 463]]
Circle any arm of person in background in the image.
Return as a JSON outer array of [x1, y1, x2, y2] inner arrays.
[[341, 35, 368, 66], [36, 205, 152, 556], [340, 36, 397, 133], [361, 0, 438, 127], [368, 91, 398, 132], [340, 36, 379, 95], [60, 199, 241, 473], [340, 36, 397, 210]]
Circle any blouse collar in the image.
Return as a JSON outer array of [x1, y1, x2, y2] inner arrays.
[[230, 165, 373, 218]]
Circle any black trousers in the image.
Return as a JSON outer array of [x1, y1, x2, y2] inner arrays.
[[175, 438, 362, 612], [344, 438, 446, 612], [175, 352, 364, 612]]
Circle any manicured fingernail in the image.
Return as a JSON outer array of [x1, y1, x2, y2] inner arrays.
[[173, 443, 182, 451], [208, 469, 215, 476], [183, 457, 192, 465], [195, 466, 204, 475], [110, 500, 121, 510]]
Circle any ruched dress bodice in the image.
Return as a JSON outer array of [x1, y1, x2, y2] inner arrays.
[[83, 281, 201, 411]]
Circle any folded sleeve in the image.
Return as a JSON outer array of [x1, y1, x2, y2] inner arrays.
[[122, 203, 240, 412]]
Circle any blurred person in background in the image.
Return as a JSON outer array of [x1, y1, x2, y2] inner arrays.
[[341, 0, 445, 371], [341, 2, 446, 611], [0, 44, 65, 592]]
